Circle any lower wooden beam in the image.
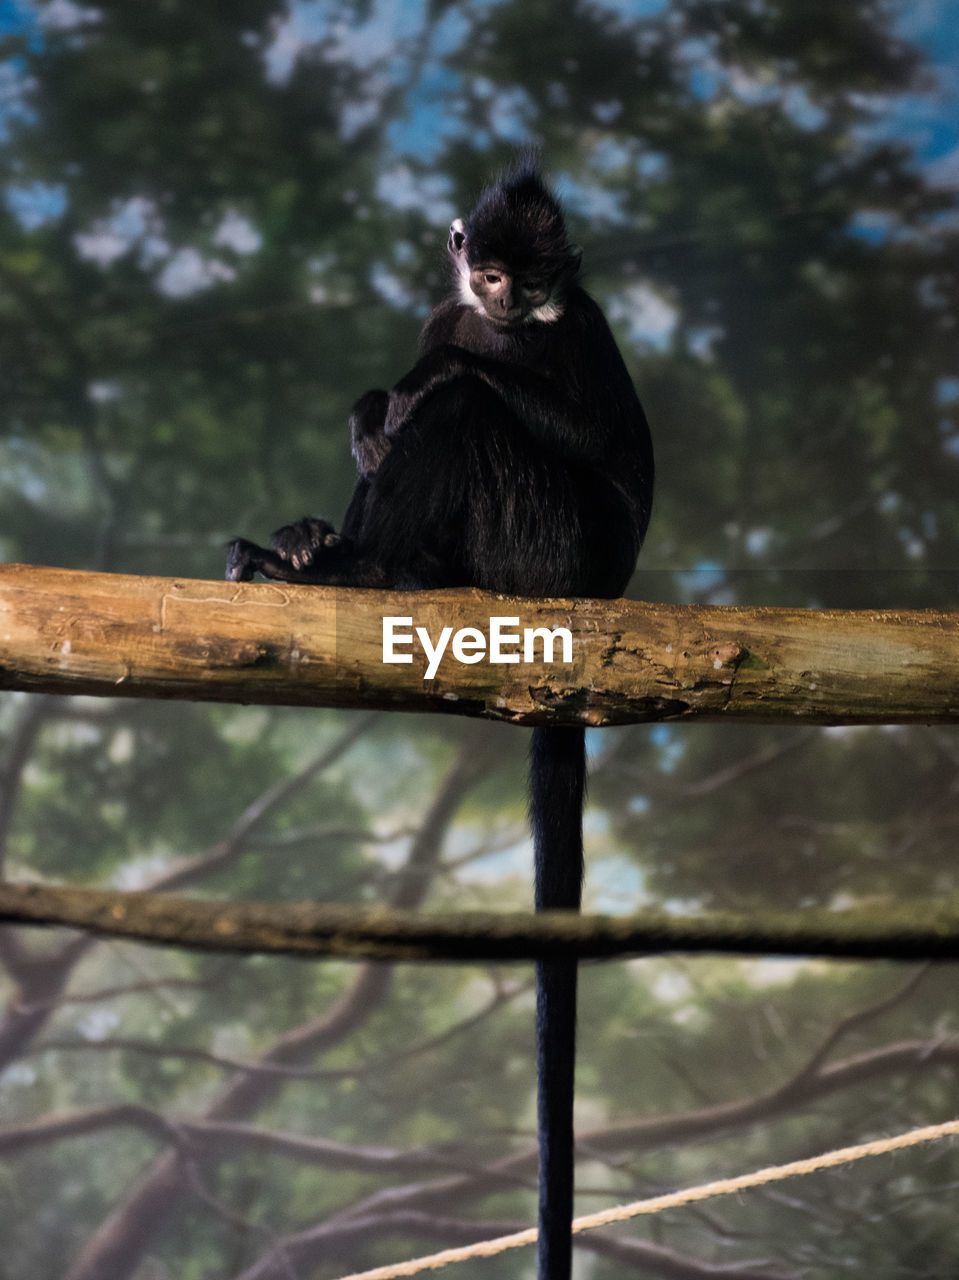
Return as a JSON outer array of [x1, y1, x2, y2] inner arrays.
[[2, 880, 959, 961]]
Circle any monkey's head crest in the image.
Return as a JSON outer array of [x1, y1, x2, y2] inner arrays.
[[448, 162, 581, 327]]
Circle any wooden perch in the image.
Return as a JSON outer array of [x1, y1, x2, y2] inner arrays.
[[3, 880, 959, 961], [1, 562, 958, 725]]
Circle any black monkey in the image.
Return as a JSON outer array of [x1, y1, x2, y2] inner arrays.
[[226, 161, 654, 1279]]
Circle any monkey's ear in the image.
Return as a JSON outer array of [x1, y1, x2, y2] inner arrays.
[[568, 246, 583, 276], [448, 218, 467, 254]]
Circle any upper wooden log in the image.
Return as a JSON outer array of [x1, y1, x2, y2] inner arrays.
[[1, 562, 957, 726]]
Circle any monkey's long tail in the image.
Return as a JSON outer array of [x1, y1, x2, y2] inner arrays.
[[530, 724, 585, 1280]]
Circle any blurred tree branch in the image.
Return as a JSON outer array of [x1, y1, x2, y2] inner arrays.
[[0, 713, 377, 1071], [59, 734, 496, 1280], [4, 880, 959, 961]]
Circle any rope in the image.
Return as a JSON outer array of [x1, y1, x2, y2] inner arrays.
[[332, 1118, 959, 1280]]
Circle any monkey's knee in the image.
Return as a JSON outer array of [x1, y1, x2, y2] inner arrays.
[[350, 389, 391, 476]]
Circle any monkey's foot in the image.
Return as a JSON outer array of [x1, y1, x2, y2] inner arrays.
[[270, 516, 342, 571], [225, 538, 259, 582]]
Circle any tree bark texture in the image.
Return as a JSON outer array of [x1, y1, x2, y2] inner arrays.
[[2, 563, 958, 725]]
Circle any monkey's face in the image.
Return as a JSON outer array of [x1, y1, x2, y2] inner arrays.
[[466, 261, 551, 327], [448, 218, 560, 328]]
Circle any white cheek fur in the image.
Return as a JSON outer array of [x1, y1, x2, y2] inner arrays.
[[457, 269, 484, 313], [530, 298, 564, 324]]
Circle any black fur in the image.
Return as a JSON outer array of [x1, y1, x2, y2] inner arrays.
[[226, 161, 654, 1279], [466, 165, 576, 277], [531, 723, 585, 1280]]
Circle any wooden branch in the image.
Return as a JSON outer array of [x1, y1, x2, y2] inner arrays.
[[3, 880, 959, 961], [1, 563, 958, 725]]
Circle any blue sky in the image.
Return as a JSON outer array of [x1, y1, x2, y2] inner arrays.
[[2, 0, 958, 179], [890, 0, 959, 179], [1, 0, 954, 321], [2, 0, 958, 236], [269, 0, 959, 181]]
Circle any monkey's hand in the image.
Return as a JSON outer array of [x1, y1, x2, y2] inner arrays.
[[270, 516, 343, 571], [349, 389, 391, 476], [226, 522, 350, 584]]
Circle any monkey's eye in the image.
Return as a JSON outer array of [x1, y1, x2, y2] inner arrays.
[[484, 272, 501, 285], [523, 279, 545, 294]]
